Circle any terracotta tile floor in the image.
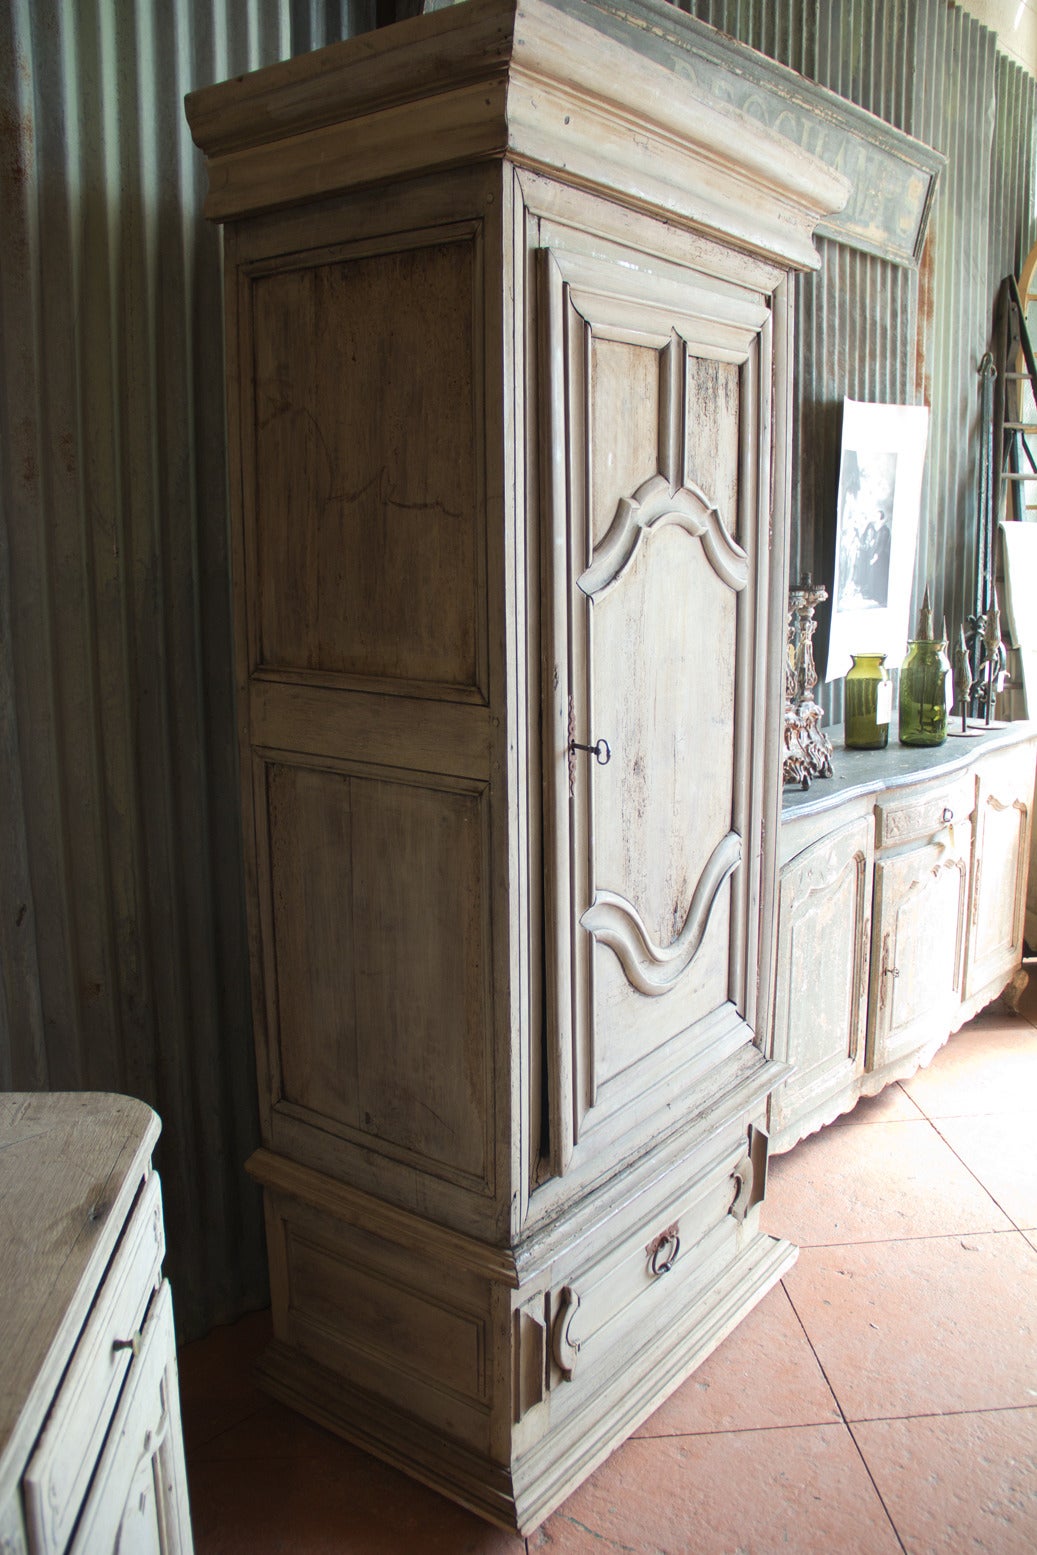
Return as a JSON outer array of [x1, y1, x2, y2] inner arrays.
[[178, 981, 1037, 1554]]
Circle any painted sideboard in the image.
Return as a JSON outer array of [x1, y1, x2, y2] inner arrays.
[[769, 721, 1037, 1153], [0, 1093, 193, 1555]]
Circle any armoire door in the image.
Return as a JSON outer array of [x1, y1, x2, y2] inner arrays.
[[539, 219, 782, 1176]]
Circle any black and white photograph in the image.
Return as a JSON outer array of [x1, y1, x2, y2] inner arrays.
[[826, 399, 930, 681], [834, 447, 897, 610]]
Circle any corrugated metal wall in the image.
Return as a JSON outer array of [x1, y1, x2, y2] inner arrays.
[[1, 0, 1034, 1339], [684, 0, 1037, 711], [0, 0, 383, 1338]]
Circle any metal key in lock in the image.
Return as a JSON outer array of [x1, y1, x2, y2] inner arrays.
[[569, 737, 612, 766]]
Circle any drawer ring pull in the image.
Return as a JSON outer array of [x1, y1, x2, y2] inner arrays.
[[649, 1233, 680, 1277], [942, 807, 954, 823]]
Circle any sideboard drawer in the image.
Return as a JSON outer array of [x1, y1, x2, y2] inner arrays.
[[874, 773, 974, 850], [23, 1171, 165, 1555]]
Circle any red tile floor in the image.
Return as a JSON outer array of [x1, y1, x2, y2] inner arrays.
[[178, 982, 1037, 1554]]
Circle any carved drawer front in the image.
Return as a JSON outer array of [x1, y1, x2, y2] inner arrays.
[[547, 1128, 758, 1400], [874, 773, 974, 851], [24, 1171, 165, 1555]]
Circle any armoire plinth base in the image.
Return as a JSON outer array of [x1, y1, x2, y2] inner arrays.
[[256, 1228, 795, 1535]]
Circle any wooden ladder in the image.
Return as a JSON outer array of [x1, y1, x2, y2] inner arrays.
[[994, 267, 1037, 524]]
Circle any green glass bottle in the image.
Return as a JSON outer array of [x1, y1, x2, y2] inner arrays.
[[898, 638, 950, 746], [845, 653, 891, 749]]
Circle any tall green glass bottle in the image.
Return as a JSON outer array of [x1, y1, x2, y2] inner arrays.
[[845, 653, 891, 749], [898, 638, 950, 746]]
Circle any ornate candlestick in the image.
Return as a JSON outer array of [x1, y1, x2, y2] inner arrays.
[[952, 621, 974, 736], [980, 588, 1007, 725], [782, 576, 834, 789]]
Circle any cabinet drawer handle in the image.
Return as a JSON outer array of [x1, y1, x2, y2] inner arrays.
[[112, 1333, 142, 1358], [942, 807, 954, 824], [648, 1232, 680, 1277], [552, 1286, 582, 1380]]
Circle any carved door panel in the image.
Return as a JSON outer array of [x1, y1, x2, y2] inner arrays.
[[769, 816, 873, 1146], [965, 749, 1032, 999], [541, 238, 776, 1172], [868, 836, 970, 1074]]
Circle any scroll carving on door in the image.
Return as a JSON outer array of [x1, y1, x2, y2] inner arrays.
[[577, 444, 747, 998], [540, 240, 771, 1169]]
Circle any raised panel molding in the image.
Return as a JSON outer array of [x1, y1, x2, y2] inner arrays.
[[966, 751, 1033, 998], [246, 225, 487, 699], [540, 232, 761, 1157], [258, 756, 496, 1196], [578, 473, 748, 599], [580, 831, 742, 998]]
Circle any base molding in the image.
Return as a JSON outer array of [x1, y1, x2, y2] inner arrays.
[[255, 1196, 794, 1534]]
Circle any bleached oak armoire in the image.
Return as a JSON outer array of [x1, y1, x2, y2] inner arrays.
[[187, 0, 850, 1531]]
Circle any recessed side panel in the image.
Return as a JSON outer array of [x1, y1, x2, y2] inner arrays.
[[350, 775, 493, 1186], [263, 1188, 497, 1457], [259, 757, 494, 1194], [250, 232, 483, 696], [264, 759, 360, 1132]]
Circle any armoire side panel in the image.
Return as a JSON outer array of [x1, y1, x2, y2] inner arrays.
[[260, 757, 495, 1192], [250, 234, 484, 696], [264, 760, 359, 1128]]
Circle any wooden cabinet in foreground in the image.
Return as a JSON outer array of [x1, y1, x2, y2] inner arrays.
[[769, 722, 1037, 1153], [0, 1093, 193, 1555], [185, 0, 873, 1534]]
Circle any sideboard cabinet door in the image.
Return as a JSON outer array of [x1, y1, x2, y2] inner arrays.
[[965, 744, 1033, 1000], [769, 816, 873, 1149], [868, 831, 971, 1075]]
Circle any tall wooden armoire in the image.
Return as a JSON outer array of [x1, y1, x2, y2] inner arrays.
[[187, 0, 848, 1531]]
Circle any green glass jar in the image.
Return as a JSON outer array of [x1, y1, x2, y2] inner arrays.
[[898, 638, 951, 746], [845, 653, 892, 749]]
